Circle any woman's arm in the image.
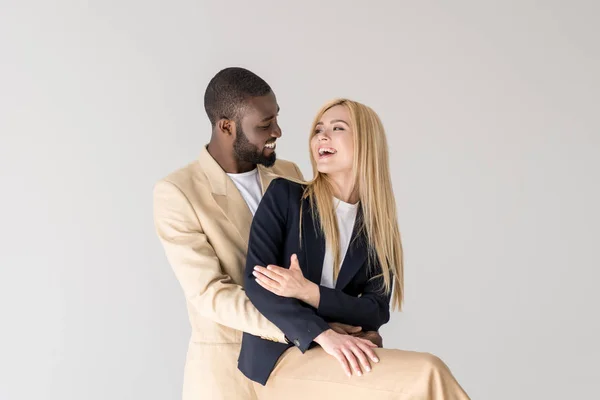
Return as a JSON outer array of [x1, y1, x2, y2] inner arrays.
[[244, 178, 330, 353], [248, 180, 383, 376], [254, 260, 391, 332], [317, 269, 391, 332]]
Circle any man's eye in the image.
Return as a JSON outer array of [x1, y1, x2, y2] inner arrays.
[[261, 123, 272, 130]]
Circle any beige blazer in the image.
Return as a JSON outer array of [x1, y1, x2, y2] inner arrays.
[[153, 146, 304, 399]]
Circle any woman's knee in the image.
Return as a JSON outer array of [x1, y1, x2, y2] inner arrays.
[[379, 348, 447, 371], [416, 352, 449, 372]]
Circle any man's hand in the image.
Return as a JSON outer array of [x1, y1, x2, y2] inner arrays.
[[354, 331, 383, 348], [328, 323, 382, 348], [313, 329, 379, 377], [328, 322, 362, 335]]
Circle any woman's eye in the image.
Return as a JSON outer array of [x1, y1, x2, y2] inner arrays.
[[333, 126, 344, 131]]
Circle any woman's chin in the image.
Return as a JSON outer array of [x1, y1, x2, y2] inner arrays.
[[316, 165, 332, 174]]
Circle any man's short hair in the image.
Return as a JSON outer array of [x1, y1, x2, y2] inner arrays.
[[204, 67, 272, 126]]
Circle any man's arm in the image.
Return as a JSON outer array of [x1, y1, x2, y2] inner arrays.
[[153, 180, 286, 342]]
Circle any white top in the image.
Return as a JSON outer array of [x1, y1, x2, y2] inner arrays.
[[227, 168, 263, 215], [320, 198, 359, 289]]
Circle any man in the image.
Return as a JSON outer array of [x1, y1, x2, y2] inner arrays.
[[153, 67, 379, 399]]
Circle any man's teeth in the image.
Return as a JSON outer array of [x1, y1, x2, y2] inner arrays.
[[264, 142, 276, 149]]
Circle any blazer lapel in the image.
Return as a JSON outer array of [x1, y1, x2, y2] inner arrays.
[[335, 210, 369, 290], [257, 165, 273, 195], [301, 201, 369, 289], [200, 146, 253, 245], [301, 199, 326, 285], [223, 179, 253, 245]]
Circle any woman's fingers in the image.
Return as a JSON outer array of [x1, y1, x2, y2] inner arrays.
[[254, 275, 280, 294], [356, 338, 380, 362], [341, 347, 362, 376], [322, 334, 378, 377], [254, 266, 284, 283], [350, 343, 372, 373], [252, 270, 278, 286], [265, 264, 287, 276], [332, 350, 352, 377]]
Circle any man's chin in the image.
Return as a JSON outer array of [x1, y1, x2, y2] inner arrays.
[[259, 153, 277, 168]]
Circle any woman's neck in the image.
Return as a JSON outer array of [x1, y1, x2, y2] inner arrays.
[[328, 173, 359, 204]]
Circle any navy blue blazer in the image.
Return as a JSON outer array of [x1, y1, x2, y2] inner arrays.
[[237, 178, 392, 385]]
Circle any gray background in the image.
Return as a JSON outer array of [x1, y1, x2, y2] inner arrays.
[[1, 1, 599, 399]]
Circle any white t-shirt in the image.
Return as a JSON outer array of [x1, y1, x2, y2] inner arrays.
[[227, 168, 263, 215], [320, 198, 359, 289]]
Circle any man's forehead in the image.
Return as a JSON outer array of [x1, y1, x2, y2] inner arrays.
[[244, 93, 279, 117]]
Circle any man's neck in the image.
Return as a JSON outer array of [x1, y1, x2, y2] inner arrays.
[[207, 142, 256, 174]]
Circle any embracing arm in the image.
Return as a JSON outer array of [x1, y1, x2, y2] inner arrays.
[[153, 180, 286, 342]]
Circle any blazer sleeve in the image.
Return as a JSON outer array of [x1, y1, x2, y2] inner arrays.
[[153, 180, 287, 343], [244, 178, 331, 353], [317, 263, 391, 332]]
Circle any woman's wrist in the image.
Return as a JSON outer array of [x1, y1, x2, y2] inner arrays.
[[300, 281, 321, 308]]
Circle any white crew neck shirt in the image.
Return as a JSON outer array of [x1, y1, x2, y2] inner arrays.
[[226, 168, 262, 215], [320, 198, 359, 289]]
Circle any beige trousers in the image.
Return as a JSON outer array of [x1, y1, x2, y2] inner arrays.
[[253, 347, 470, 400]]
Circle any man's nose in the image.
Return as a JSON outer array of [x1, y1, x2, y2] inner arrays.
[[272, 122, 282, 138]]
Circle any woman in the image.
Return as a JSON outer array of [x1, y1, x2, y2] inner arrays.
[[238, 99, 469, 399]]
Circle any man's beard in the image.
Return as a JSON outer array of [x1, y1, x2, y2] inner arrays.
[[233, 126, 276, 167]]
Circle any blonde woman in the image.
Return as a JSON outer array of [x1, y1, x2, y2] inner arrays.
[[238, 99, 469, 399]]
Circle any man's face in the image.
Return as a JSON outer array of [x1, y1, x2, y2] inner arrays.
[[233, 92, 281, 167]]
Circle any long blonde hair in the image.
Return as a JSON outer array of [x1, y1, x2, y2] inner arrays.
[[302, 99, 404, 310]]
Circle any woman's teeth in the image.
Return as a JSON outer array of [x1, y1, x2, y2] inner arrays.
[[318, 148, 336, 156]]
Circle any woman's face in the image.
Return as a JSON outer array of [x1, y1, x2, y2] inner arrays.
[[311, 105, 354, 177]]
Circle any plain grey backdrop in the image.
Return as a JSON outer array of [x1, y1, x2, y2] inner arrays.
[[1, 1, 599, 399]]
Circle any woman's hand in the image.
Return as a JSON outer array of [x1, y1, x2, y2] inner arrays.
[[253, 254, 321, 308], [313, 329, 380, 377]]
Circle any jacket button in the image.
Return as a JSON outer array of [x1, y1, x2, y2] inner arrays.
[[293, 339, 300, 347]]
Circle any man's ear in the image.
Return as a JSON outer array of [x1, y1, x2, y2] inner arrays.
[[216, 119, 236, 137]]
